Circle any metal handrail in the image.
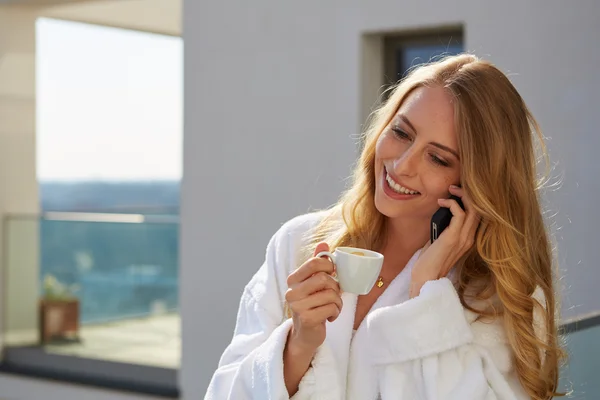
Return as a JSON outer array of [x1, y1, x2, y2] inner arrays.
[[3, 211, 179, 224], [560, 310, 600, 334]]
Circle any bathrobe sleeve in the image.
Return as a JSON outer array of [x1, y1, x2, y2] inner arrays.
[[367, 278, 544, 400], [204, 213, 335, 400]]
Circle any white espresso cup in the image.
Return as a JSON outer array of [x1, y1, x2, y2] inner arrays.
[[315, 247, 384, 295]]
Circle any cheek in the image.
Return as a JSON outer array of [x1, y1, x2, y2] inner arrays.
[[424, 171, 459, 197], [375, 133, 406, 160], [374, 134, 387, 159], [442, 175, 454, 188]]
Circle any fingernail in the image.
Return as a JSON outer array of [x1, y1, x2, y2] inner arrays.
[[450, 185, 459, 189]]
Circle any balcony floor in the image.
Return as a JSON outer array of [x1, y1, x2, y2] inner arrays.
[[6, 313, 180, 369]]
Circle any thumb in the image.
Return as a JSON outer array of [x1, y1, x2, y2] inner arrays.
[[313, 241, 330, 257], [420, 239, 432, 255], [423, 239, 432, 251]]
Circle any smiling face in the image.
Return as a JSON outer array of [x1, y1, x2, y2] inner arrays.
[[374, 85, 461, 222]]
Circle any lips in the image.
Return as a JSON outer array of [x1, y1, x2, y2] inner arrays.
[[383, 167, 420, 195]]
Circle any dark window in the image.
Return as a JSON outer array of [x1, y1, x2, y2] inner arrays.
[[384, 30, 464, 87]]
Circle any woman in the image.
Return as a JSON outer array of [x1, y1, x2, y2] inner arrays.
[[205, 54, 563, 399]]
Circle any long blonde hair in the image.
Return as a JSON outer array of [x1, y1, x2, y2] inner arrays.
[[313, 54, 564, 399]]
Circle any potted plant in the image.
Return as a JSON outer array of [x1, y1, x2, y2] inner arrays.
[[39, 274, 81, 344]]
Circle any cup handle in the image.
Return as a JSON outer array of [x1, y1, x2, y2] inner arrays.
[[315, 251, 338, 282]]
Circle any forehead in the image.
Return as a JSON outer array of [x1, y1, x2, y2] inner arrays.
[[395, 86, 458, 148]]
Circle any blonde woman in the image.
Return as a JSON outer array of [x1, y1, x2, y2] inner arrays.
[[205, 54, 563, 400]]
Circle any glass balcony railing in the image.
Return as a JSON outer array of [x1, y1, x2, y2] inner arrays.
[[1, 212, 598, 397], [2, 212, 180, 369], [560, 316, 600, 398]]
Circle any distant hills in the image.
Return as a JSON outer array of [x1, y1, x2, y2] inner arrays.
[[39, 180, 180, 215]]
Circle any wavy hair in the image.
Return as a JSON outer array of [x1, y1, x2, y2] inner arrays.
[[312, 54, 564, 399]]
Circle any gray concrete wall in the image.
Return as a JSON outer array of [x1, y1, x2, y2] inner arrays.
[[181, 0, 600, 397]]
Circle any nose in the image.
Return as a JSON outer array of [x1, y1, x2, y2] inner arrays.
[[391, 147, 419, 177]]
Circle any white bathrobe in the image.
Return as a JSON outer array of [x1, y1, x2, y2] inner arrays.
[[205, 212, 535, 399]]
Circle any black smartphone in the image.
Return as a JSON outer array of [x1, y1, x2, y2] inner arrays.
[[430, 194, 465, 242]]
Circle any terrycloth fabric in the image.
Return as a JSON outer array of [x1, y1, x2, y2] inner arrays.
[[204, 212, 533, 400]]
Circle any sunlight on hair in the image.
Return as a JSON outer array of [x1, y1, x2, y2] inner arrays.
[[310, 54, 566, 400]]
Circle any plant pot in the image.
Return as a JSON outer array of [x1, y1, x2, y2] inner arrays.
[[39, 298, 80, 344]]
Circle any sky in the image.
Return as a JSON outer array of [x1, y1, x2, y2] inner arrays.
[[36, 18, 183, 182]]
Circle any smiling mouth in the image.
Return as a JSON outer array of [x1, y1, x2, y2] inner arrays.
[[384, 168, 420, 195]]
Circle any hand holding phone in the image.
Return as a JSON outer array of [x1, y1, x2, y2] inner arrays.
[[412, 186, 478, 298], [430, 194, 465, 243]]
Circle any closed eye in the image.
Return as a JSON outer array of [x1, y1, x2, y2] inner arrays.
[[391, 127, 412, 141], [430, 154, 450, 167]]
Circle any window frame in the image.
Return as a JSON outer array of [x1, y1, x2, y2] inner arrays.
[[383, 29, 464, 87]]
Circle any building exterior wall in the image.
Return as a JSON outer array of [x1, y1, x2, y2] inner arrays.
[[1, 0, 598, 398], [0, 3, 40, 363], [181, 0, 600, 396]]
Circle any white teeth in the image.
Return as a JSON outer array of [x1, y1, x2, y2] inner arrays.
[[386, 173, 419, 195]]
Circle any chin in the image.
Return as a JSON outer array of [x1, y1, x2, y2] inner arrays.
[[374, 188, 404, 219]]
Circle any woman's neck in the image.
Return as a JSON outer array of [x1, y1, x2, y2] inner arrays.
[[380, 217, 429, 271]]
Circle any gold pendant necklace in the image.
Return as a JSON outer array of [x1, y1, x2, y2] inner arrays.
[[376, 276, 384, 288]]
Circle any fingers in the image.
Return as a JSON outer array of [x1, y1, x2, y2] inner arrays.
[[438, 197, 466, 231], [449, 185, 480, 222], [286, 272, 340, 301], [421, 239, 432, 252], [462, 210, 480, 247], [288, 257, 336, 285], [287, 243, 335, 285], [298, 303, 341, 326], [448, 185, 470, 211], [289, 288, 343, 315], [439, 185, 480, 246], [313, 242, 330, 257], [285, 241, 342, 324], [286, 275, 343, 324]]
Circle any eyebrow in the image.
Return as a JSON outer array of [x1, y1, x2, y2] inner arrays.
[[396, 114, 460, 160], [431, 142, 460, 160], [398, 114, 417, 133]]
